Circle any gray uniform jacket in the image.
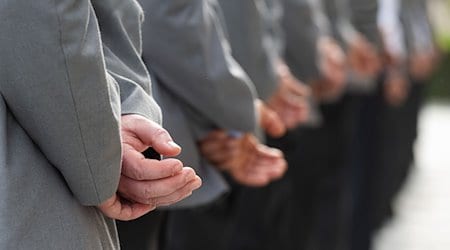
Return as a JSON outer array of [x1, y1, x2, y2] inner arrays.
[[378, 0, 407, 60], [348, 0, 381, 48], [321, 0, 380, 48], [321, 0, 380, 92], [139, 0, 258, 208], [282, 0, 329, 82], [321, 0, 357, 46], [218, 0, 280, 101], [401, 0, 435, 56], [264, 0, 286, 57], [0, 0, 160, 249]]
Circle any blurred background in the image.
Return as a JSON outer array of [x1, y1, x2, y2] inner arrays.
[[374, 0, 450, 249]]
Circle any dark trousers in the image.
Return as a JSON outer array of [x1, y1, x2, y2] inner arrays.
[[117, 210, 167, 250], [349, 81, 425, 250], [117, 148, 167, 250], [229, 95, 358, 250], [128, 95, 360, 250], [162, 190, 237, 250], [291, 95, 357, 250], [229, 175, 294, 250]]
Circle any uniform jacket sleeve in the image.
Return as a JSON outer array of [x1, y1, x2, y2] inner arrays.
[[348, 0, 382, 48], [92, 0, 162, 124], [321, 0, 358, 46], [0, 0, 126, 206], [378, 0, 407, 60], [218, 0, 279, 101], [139, 0, 257, 132], [401, 0, 436, 55], [264, 0, 286, 58], [282, 0, 329, 81]]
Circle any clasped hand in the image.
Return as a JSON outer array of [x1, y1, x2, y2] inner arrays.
[[98, 115, 202, 221]]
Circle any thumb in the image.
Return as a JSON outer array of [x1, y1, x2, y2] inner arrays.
[[122, 115, 181, 157], [259, 104, 286, 138]]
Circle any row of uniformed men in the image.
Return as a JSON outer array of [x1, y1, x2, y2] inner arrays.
[[117, 0, 440, 250], [117, 0, 439, 250], [0, 0, 438, 249]]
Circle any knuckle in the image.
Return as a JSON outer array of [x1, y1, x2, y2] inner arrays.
[[143, 183, 156, 199], [131, 165, 145, 181], [168, 159, 183, 172], [173, 190, 188, 203], [153, 127, 168, 139], [145, 198, 157, 208]]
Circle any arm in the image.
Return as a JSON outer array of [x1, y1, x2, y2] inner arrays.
[[218, 0, 280, 101], [138, 0, 257, 133], [378, 0, 407, 61], [91, 0, 202, 217], [0, 0, 121, 206], [263, 0, 286, 58], [92, 0, 162, 122], [283, 0, 329, 81], [321, 0, 358, 46], [283, 0, 347, 102], [349, 0, 382, 48], [401, 0, 439, 80]]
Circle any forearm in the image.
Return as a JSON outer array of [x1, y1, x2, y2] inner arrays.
[[0, 0, 122, 206]]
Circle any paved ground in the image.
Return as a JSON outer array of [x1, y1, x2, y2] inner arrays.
[[373, 102, 450, 250]]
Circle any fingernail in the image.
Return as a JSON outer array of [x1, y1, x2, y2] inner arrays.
[[167, 141, 181, 150]]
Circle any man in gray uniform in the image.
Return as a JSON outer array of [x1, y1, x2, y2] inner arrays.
[[0, 0, 201, 248], [280, 0, 356, 249], [216, 1, 313, 250], [316, 1, 384, 250], [358, 1, 439, 248], [398, 0, 438, 191], [281, 0, 382, 249], [218, 0, 310, 128], [118, 0, 288, 249], [347, 0, 436, 248]]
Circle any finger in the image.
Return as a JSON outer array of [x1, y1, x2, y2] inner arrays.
[[279, 90, 309, 109], [280, 105, 308, 129], [97, 195, 155, 221], [292, 105, 311, 126], [230, 145, 285, 187], [260, 106, 286, 138], [266, 158, 288, 180], [285, 117, 299, 130], [153, 176, 203, 207], [125, 115, 181, 157], [200, 130, 229, 141], [118, 167, 198, 204], [199, 140, 224, 157], [256, 144, 284, 160], [122, 152, 183, 180], [234, 169, 271, 187], [199, 137, 239, 157], [286, 81, 311, 98], [247, 156, 287, 183], [114, 202, 155, 222], [204, 145, 241, 166]]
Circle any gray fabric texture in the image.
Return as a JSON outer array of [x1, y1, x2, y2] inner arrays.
[[139, 0, 258, 208], [401, 0, 436, 55], [218, 0, 280, 101], [0, 0, 160, 248], [282, 0, 327, 82]]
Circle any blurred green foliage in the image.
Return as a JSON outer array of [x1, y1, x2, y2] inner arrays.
[[425, 0, 450, 100], [427, 53, 450, 100]]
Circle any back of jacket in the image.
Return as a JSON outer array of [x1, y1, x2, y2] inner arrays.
[[139, 0, 258, 207], [218, 0, 280, 101], [0, 0, 160, 248], [401, 0, 435, 56], [282, 0, 328, 82]]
